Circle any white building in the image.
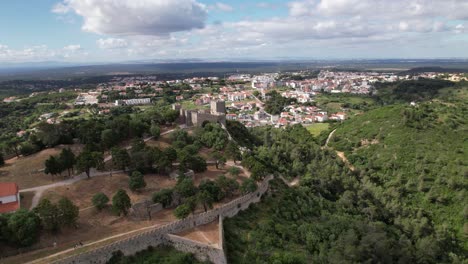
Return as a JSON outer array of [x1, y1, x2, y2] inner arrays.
[[115, 98, 151, 106]]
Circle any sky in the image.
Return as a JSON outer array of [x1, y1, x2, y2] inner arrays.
[[0, 0, 467, 63]]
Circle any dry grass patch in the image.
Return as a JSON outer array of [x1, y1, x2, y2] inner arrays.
[[0, 144, 83, 189], [42, 173, 178, 209], [177, 220, 220, 247], [20, 191, 34, 210]]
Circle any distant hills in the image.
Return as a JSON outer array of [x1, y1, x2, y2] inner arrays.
[[1, 59, 468, 80], [399, 66, 468, 75]]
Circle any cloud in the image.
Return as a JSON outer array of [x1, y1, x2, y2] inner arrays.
[[63, 44, 81, 52], [289, 0, 468, 20], [44, 0, 467, 60], [454, 24, 467, 34], [0, 44, 88, 62], [52, 0, 208, 36], [212, 3, 234, 12], [97, 38, 129, 49]]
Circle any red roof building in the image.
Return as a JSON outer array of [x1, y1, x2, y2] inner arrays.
[[0, 183, 20, 214]]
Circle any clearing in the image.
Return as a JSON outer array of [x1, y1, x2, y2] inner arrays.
[[305, 123, 330, 137], [0, 144, 83, 189]]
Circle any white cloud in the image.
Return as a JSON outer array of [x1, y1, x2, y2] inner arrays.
[[51, 2, 71, 14], [0, 44, 88, 62], [63, 44, 81, 52], [454, 24, 467, 34], [97, 38, 129, 49], [213, 3, 234, 12], [42, 0, 467, 60], [290, 0, 468, 20], [52, 0, 208, 36]]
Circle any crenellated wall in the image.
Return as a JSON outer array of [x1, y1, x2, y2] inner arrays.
[[54, 175, 273, 264]]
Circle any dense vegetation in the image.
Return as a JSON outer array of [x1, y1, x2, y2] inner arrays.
[[373, 79, 457, 104], [264, 90, 296, 115], [329, 102, 467, 248], [224, 81, 467, 263], [107, 245, 209, 264], [0, 197, 79, 248], [0, 91, 76, 142]]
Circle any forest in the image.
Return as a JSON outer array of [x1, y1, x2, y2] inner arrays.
[[106, 245, 208, 264], [224, 83, 467, 263]]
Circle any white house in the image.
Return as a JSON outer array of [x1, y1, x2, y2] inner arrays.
[[0, 183, 20, 214]]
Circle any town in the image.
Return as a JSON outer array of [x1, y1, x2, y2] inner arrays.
[[5, 70, 465, 131]]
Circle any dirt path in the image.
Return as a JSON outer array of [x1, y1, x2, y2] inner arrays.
[[21, 170, 123, 209], [20, 129, 178, 209], [324, 129, 337, 147], [336, 151, 355, 171], [225, 161, 250, 177], [279, 175, 299, 187]]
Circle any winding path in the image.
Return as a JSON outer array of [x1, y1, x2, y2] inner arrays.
[[324, 129, 337, 147], [322, 128, 356, 171]]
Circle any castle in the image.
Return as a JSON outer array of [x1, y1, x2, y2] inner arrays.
[[173, 100, 226, 127]]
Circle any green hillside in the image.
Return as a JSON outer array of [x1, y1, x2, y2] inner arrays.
[[224, 84, 467, 263], [329, 100, 467, 247]]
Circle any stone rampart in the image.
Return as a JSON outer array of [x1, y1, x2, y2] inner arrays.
[[54, 175, 273, 264], [166, 234, 226, 264], [129, 201, 164, 220]]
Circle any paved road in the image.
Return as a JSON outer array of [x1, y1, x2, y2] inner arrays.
[[21, 128, 177, 209]]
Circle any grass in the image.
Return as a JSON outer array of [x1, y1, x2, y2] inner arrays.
[[20, 191, 34, 210], [0, 144, 83, 189], [304, 123, 330, 137], [179, 100, 209, 110], [41, 173, 177, 209], [314, 93, 376, 116]]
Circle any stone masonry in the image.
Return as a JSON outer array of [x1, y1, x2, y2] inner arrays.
[[54, 175, 273, 264]]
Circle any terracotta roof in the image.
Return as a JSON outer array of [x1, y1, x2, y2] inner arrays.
[[0, 201, 20, 214], [0, 183, 19, 197]]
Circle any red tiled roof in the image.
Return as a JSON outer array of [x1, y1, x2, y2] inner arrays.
[[0, 201, 19, 214], [0, 183, 18, 197]]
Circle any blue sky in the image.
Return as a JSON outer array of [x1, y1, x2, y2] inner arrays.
[[0, 0, 467, 63]]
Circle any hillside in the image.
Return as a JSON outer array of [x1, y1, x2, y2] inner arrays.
[[224, 86, 467, 263], [329, 100, 467, 246]]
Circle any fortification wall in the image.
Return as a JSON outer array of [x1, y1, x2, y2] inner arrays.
[[166, 234, 227, 264], [54, 175, 273, 264], [219, 216, 225, 258], [129, 201, 164, 220]]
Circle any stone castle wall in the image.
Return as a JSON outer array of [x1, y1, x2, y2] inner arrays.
[[55, 175, 273, 264], [129, 201, 164, 220], [166, 234, 226, 264]]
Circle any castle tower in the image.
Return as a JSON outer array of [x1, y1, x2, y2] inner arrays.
[[210, 100, 226, 115]]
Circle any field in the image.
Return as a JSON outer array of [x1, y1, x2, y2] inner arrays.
[[304, 123, 329, 137], [0, 144, 83, 189], [314, 93, 376, 116]]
